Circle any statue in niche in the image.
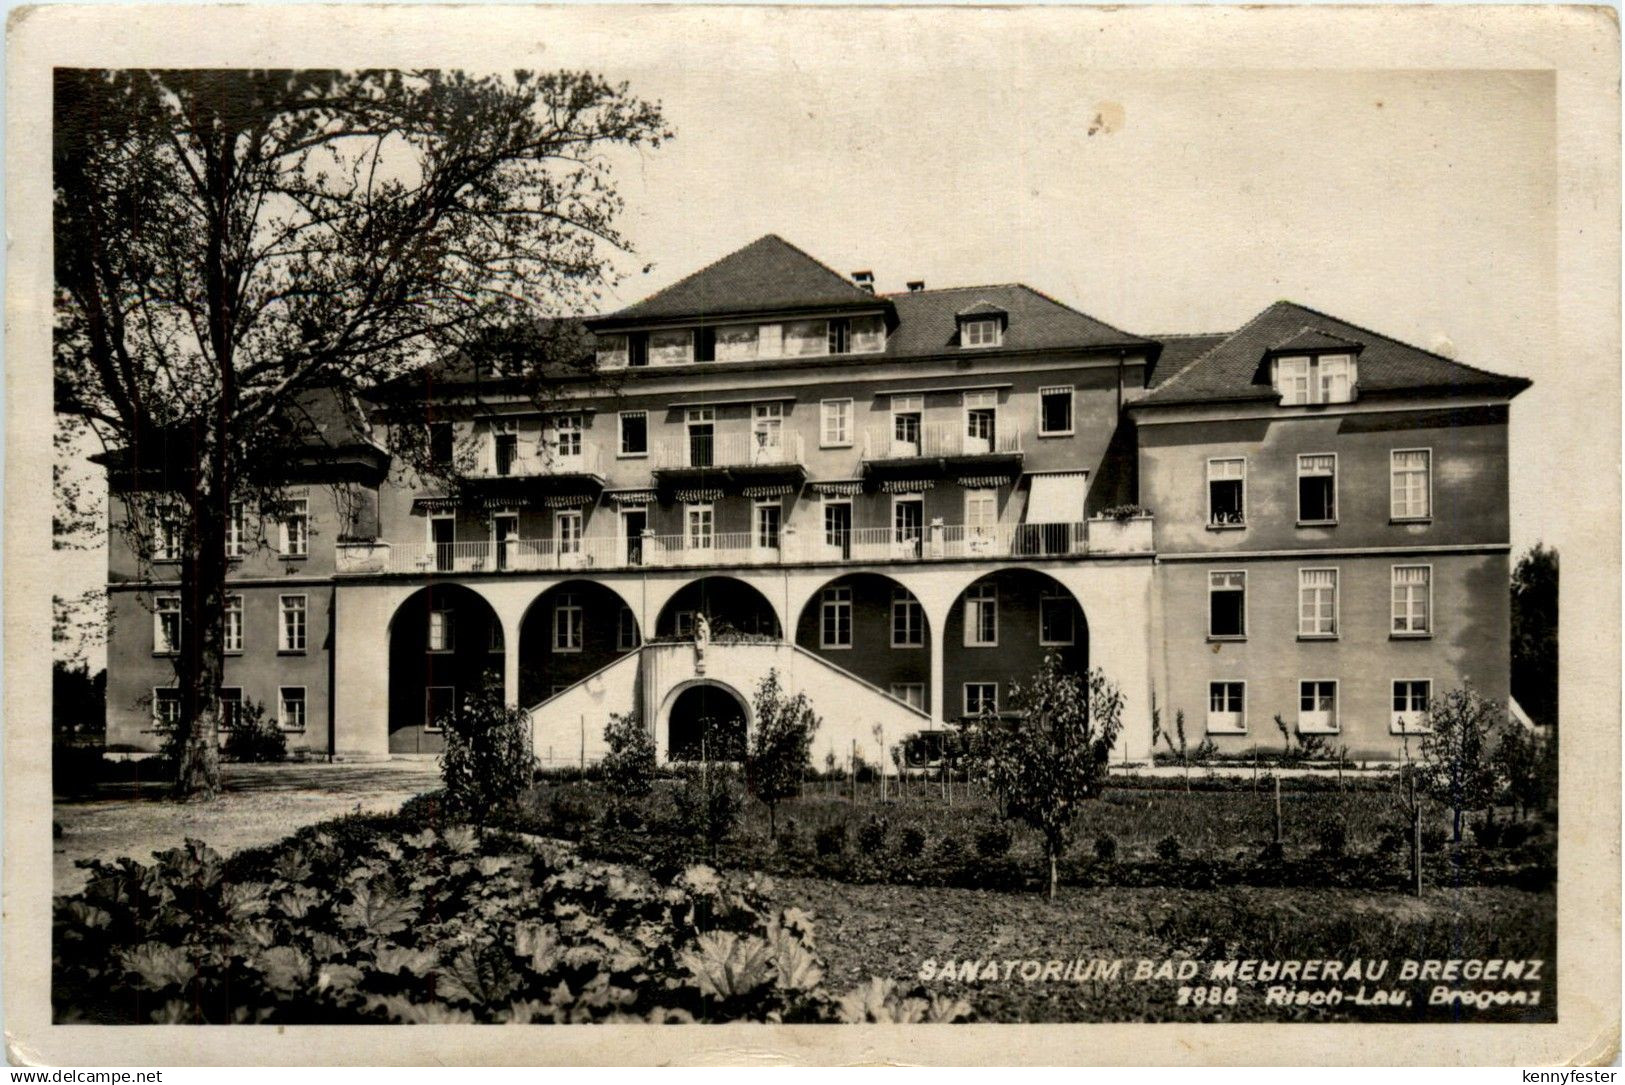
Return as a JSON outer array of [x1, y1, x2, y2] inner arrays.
[[693, 611, 710, 675]]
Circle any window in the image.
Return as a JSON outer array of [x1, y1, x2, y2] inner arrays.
[[424, 686, 454, 732], [153, 595, 181, 654], [821, 586, 853, 649], [279, 594, 308, 652], [1208, 572, 1245, 638], [152, 688, 182, 731], [649, 329, 693, 365], [1297, 454, 1337, 524], [553, 414, 583, 460], [627, 332, 649, 368], [1392, 679, 1432, 733], [685, 408, 715, 468], [1392, 565, 1432, 635], [492, 512, 518, 571], [891, 589, 924, 647], [823, 501, 852, 555], [596, 334, 629, 369], [226, 501, 246, 558], [1298, 680, 1338, 733], [754, 502, 782, 550], [963, 390, 997, 452], [962, 319, 1001, 348], [618, 607, 640, 651], [1391, 449, 1432, 520], [821, 399, 853, 447], [674, 611, 696, 638], [223, 595, 243, 653], [430, 515, 455, 573], [618, 411, 648, 457], [890, 683, 925, 710], [489, 619, 504, 653], [1298, 569, 1338, 638], [279, 498, 309, 557], [428, 422, 455, 467], [964, 489, 998, 545], [783, 319, 829, 357], [555, 511, 583, 556], [686, 504, 714, 550], [1207, 681, 1246, 733], [892, 498, 923, 555], [1039, 590, 1075, 645], [553, 594, 583, 652], [279, 687, 307, 732], [219, 688, 243, 732], [427, 608, 454, 652], [493, 430, 519, 475], [964, 583, 998, 646], [1208, 459, 1246, 527], [752, 402, 784, 460], [715, 324, 760, 362], [1275, 354, 1356, 405], [152, 499, 183, 561], [964, 682, 998, 715], [849, 315, 886, 354], [891, 395, 922, 454], [1039, 386, 1074, 435]]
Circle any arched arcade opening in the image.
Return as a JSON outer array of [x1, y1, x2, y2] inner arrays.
[[664, 681, 749, 762], [942, 569, 1088, 721], [655, 576, 781, 640], [518, 580, 642, 708], [387, 584, 504, 754], [794, 572, 932, 713]]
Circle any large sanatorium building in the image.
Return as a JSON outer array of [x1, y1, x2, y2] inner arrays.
[[102, 235, 1530, 768]]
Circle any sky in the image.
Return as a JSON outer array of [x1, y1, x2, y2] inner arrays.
[[54, 54, 1562, 670]]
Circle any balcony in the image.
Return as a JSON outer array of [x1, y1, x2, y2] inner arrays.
[[861, 423, 1023, 482], [464, 443, 606, 505], [349, 515, 1152, 577], [651, 432, 808, 493]]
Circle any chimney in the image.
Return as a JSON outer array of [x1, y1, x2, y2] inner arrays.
[[907, 280, 925, 293], [852, 270, 875, 294]]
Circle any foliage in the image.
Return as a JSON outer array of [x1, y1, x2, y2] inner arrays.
[[439, 686, 534, 822], [1417, 687, 1503, 841], [221, 700, 287, 764], [53, 662, 106, 742], [1313, 816, 1347, 858], [1510, 544, 1558, 729], [974, 825, 1013, 859], [54, 69, 670, 799], [600, 711, 657, 807], [673, 763, 745, 862], [1098, 504, 1151, 522], [745, 670, 821, 836], [898, 827, 928, 859], [1154, 835, 1183, 862], [1092, 833, 1119, 864], [1495, 725, 1554, 820], [856, 815, 889, 856], [53, 824, 968, 1025], [958, 657, 1125, 896], [814, 823, 849, 858]]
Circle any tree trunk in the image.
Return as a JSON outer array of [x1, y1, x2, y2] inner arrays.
[[1453, 805, 1462, 843], [768, 801, 776, 838], [1048, 844, 1059, 900], [175, 464, 228, 800]]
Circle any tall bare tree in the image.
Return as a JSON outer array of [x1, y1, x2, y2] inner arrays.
[[54, 69, 670, 798]]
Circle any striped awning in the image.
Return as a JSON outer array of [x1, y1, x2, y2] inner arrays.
[[879, 479, 934, 494], [412, 496, 459, 514], [741, 483, 798, 499], [957, 474, 1013, 489], [808, 480, 864, 497], [672, 487, 725, 504], [541, 492, 597, 509], [606, 490, 657, 507]]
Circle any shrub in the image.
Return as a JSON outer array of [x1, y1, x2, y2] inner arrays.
[[933, 834, 965, 865], [898, 827, 928, 859], [1500, 821, 1533, 849], [1099, 504, 1151, 522], [745, 670, 821, 837], [975, 824, 1013, 859], [1471, 815, 1505, 849], [814, 822, 849, 858], [1092, 833, 1118, 864], [546, 787, 597, 839], [1314, 816, 1348, 858], [1417, 686, 1503, 841], [439, 686, 533, 822], [856, 815, 889, 856], [1155, 835, 1183, 862], [221, 699, 286, 764], [600, 711, 656, 807], [673, 763, 744, 861], [776, 816, 804, 855], [1421, 827, 1448, 853], [1256, 841, 1285, 865]]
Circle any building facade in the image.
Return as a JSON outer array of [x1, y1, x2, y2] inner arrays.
[[101, 235, 1530, 767]]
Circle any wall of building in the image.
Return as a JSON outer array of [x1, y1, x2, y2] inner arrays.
[[105, 584, 334, 755], [1137, 405, 1511, 554], [940, 568, 1088, 721], [1154, 551, 1511, 760]]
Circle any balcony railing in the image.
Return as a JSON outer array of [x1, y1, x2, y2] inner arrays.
[[862, 422, 1022, 461], [471, 443, 603, 478], [358, 516, 1153, 576], [652, 432, 806, 471]]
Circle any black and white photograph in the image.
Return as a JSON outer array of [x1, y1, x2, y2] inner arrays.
[[7, 2, 1619, 1067]]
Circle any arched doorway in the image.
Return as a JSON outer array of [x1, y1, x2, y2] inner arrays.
[[655, 576, 781, 639], [942, 569, 1088, 722], [794, 573, 931, 713], [387, 584, 504, 754], [518, 580, 641, 707], [665, 681, 748, 762]]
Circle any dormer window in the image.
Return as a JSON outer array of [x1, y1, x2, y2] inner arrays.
[[649, 329, 693, 365], [962, 318, 1002, 348], [1273, 353, 1357, 405], [595, 334, 628, 369]]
